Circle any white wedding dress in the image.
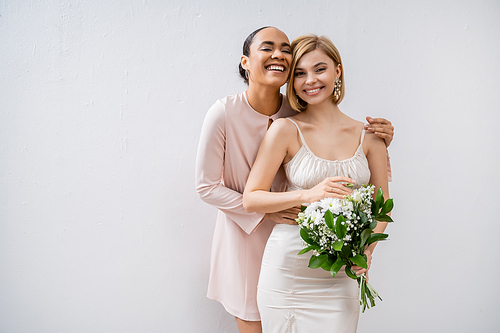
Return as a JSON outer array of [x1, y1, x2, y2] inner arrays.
[[257, 118, 371, 333]]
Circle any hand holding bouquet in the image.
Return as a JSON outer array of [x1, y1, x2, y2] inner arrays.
[[296, 184, 393, 312]]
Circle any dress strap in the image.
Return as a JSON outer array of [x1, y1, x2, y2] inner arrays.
[[286, 118, 306, 146], [360, 128, 366, 145]]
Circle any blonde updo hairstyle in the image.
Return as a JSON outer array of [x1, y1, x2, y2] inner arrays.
[[287, 35, 345, 112]]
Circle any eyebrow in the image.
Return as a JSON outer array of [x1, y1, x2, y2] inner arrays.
[[260, 41, 291, 48], [295, 62, 329, 70]]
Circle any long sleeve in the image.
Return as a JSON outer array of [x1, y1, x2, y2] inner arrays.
[[195, 101, 265, 234]]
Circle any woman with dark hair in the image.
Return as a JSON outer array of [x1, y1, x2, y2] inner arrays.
[[195, 27, 394, 333]]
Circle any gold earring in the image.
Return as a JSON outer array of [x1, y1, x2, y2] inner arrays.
[[333, 77, 342, 100]]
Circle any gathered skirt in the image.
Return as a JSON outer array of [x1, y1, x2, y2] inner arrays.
[[257, 224, 360, 333]]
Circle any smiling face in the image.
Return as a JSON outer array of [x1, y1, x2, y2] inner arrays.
[[286, 35, 345, 112], [240, 27, 292, 88], [293, 49, 341, 107]]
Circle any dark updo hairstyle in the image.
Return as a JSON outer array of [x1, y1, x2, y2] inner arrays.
[[238, 26, 270, 84]]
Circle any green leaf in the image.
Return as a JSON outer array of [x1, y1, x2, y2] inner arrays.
[[375, 188, 384, 210], [308, 254, 328, 269], [380, 199, 394, 215], [360, 229, 372, 248], [332, 240, 343, 251], [371, 199, 378, 216], [359, 212, 367, 224], [298, 245, 316, 255], [367, 233, 389, 245], [341, 244, 352, 259], [330, 258, 346, 277], [300, 228, 315, 245], [301, 205, 307, 212], [345, 266, 357, 279], [376, 214, 394, 222], [324, 209, 334, 230], [321, 255, 335, 271], [350, 254, 368, 269], [369, 220, 378, 229], [335, 215, 347, 239]]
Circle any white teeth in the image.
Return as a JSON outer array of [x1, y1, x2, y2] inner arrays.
[[267, 65, 284, 72], [306, 88, 321, 93]]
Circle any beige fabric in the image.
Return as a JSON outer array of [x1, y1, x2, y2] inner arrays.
[[195, 92, 296, 320]]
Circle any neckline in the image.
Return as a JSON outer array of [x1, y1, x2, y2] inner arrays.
[[284, 141, 365, 166], [242, 91, 284, 120], [284, 117, 366, 164]]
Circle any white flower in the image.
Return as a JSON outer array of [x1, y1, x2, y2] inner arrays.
[[320, 197, 334, 207], [311, 211, 323, 225], [320, 197, 342, 215], [305, 202, 320, 215], [352, 191, 362, 203]]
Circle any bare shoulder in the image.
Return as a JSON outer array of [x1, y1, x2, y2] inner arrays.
[[364, 130, 384, 144], [363, 130, 386, 153], [268, 118, 297, 137]]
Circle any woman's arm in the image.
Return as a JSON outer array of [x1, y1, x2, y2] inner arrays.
[[354, 132, 391, 278], [365, 132, 391, 252], [243, 119, 353, 213], [195, 101, 265, 234]]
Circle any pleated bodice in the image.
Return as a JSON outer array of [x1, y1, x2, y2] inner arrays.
[[283, 118, 371, 191]]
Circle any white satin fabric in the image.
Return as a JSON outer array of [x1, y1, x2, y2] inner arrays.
[[257, 118, 371, 332], [284, 119, 371, 192]]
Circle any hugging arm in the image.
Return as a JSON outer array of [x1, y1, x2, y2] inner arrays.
[[195, 101, 265, 234]]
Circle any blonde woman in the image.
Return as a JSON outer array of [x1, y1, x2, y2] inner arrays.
[[243, 35, 390, 332], [196, 28, 394, 333]]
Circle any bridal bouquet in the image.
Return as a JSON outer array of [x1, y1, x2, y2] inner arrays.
[[296, 184, 393, 312]]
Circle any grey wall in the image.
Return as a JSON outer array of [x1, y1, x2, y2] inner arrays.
[[1, 0, 499, 332]]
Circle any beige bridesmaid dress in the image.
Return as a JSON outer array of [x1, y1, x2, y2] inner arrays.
[[195, 92, 296, 321]]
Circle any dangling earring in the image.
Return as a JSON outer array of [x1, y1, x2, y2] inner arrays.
[[333, 77, 342, 100]]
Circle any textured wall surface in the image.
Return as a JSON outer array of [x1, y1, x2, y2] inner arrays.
[[1, 0, 499, 332]]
